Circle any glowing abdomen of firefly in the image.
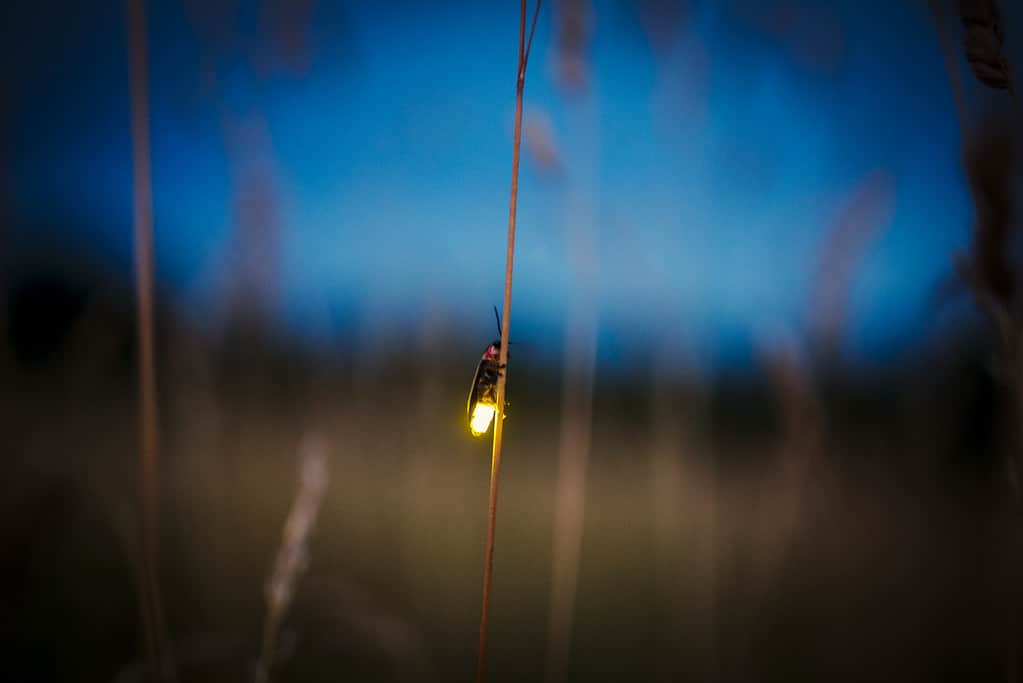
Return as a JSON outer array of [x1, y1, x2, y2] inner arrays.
[[470, 401, 497, 436]]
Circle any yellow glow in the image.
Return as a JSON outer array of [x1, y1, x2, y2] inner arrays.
[[470, 402, 497, 437]]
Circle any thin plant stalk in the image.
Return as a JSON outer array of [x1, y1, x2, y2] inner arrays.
[[475, 2, 541, 682], [648, 363, 684, 680], [127, 1, 171, 680], [544, 220, 597, 683], [646, 346, 716, 682], [928, 4, 1022, 678], [544, 28, 599, 680], [0, 104, 9, 373], [927, 0, 971, 142], [254, 435, 330, 683]]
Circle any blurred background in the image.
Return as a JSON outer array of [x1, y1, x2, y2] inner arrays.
[[3, 0, 1023, 681]]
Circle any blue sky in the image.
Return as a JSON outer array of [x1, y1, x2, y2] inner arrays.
[[7, 0, 1004, 369]]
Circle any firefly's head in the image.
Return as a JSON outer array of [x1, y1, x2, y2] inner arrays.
[[483, 341, 501, 360]]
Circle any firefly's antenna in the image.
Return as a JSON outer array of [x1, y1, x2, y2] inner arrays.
[[495, 305, 525, 347]]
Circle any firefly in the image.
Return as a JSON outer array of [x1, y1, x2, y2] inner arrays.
[[467, 308, 507, 437]]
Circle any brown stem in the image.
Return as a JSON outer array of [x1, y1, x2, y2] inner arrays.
[[476, 2, 541, 681], [929, 3, 1022, 679], [127, 1, 171, 680], [927, 0, 971, 142], [544, 73, 599, 683]]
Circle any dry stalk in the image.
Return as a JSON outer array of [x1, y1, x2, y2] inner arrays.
[[645, 335, 717, 683], [0, 105, 9, 373], [475, 3, 542, 682], [748, 168, 891, 660], [523, 109, 563, 178], [544, 4, 597, 678], [552, 0, 590, 92], [126, 1, 172, 680], [929, 0, 973, 140], [756, 335, 823, 582], [929, 5, 1020, 678], [254, 434, 330, 683], [960, 115, 1021, 683], [960, 0, 1016, 100], [806, 168, 895, 361]]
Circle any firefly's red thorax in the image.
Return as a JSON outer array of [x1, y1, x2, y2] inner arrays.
[[482, 343, 500, 360]]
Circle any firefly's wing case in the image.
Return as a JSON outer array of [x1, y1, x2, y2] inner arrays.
[[467, 357, 485, 417]]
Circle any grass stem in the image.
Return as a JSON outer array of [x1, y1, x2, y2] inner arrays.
[[127, 1, 171, 679], [475, 2, 542, 681]]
